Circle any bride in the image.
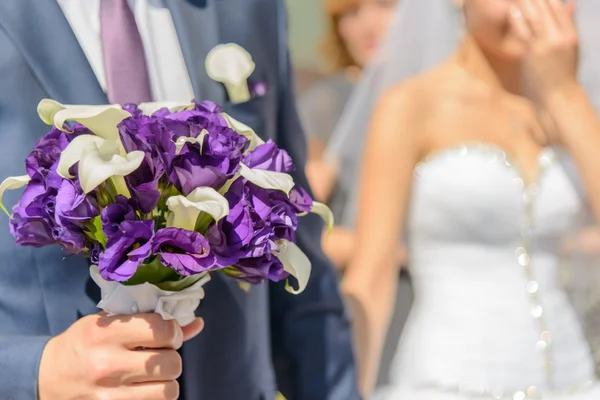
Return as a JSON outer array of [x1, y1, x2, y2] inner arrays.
[[330, 0, 600, 398]]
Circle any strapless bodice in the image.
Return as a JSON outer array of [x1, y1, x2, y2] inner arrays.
[[388, 144, 598, 399]]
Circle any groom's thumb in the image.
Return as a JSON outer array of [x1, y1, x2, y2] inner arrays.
[[182, 317, 205, 342]]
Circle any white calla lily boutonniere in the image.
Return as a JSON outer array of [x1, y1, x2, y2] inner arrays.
[[206, 43, 255, 104]]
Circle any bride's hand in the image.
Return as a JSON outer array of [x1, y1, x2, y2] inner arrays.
[[510, 0, 579, 102]]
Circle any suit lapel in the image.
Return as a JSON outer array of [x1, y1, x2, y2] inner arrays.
[[0, 0, 107, 330], [0, 0, 107, 105], [166, 0, 225, 105]]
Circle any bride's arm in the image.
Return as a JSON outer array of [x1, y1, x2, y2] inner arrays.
[[544, 86, 600, 223], [341, 86, 420, 395]]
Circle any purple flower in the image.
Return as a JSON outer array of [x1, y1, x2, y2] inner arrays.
[[167, 126, 247, 194], [99, 220, 154, 282], [163, 110, 213, 138], [287, 186, 313, 214], [169, 152, 227, 195], [205, 177, 311, 283], [118, 117, 166, 214], [9, 172, 88, 254], [122, 104, 144, 117], [16, 180, 56, 219], [243, 140, 294, 173], [51, 224, 86, 254], [142, 105, 247, 194], [119, 116, 157, 154], [206, 199, 253, 260], [89, 241, 102, 265], [155, 106, 227, 152], [269, 186, 313, 216], [152, 228, 225, 275], [233, 254, 288, 284], [203, 126, 247, 166], [240, 226, 277, 258], [125, 154, 163, 214], [9, 207, 55, 248], [55, 180, 99, 228], [118, 118, 165, 215], [25, 125, 90, 179], [268, 203, 297, 243], [100, 195, 137, 237], [193, 100, 230, 127]]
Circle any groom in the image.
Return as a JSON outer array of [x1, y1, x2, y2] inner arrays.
[[0, 0, 359, 399]]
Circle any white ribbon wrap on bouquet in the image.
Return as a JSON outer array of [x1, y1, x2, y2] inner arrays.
[[90, 265, 211, 326]]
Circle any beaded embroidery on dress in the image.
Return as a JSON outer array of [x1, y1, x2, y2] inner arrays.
[[374, 144, 600, 400]]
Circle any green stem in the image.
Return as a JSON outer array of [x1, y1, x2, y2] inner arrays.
[[108, 176, 131, 198]]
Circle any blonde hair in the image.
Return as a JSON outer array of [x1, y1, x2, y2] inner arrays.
[[321, 0, 361, 73]]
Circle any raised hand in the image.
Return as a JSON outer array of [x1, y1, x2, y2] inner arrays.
[[38, 313, 204, 400], [510, 0, 579, 101]]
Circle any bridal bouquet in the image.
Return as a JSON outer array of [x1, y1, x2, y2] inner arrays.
[[0, 99, 332, 325]]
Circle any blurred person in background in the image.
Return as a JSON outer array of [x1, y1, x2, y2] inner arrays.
[[298, 0, 398, 269], [330, 0, 600, 398]]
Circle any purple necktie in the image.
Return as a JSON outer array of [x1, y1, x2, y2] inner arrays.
[[101, 0, 153, 104]]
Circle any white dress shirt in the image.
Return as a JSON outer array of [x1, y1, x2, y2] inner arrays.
[[58, 0, 195, 102]]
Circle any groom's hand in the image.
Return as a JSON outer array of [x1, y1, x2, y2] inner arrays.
[[38, 313, 204, 400]]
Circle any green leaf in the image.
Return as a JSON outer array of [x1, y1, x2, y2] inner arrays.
[[155, 274, 208, 291], [123, 258, 210, 292], [124, 257, 179, 286], [84, 216, 107, 248]]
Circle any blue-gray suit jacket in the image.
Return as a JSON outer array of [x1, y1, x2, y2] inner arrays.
[[0, 1, 359, 399]]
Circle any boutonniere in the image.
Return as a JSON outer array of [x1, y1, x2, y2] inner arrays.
[[206, 43, 256, 104]]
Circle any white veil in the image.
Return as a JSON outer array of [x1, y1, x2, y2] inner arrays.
[[325, 0, 600, 374]]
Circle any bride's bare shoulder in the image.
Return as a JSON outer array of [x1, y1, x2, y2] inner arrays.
[[374, 63, 459, 138], [381, 63, 460, 113]]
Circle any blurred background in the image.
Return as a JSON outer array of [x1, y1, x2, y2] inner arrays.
[[286, 0, 327, 93]]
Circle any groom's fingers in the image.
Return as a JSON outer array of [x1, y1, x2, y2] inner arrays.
[[104, 313, 183, 350], [182, 317, 204, 342], [124, 349, 183, 384], [121, 381, 180, 400]]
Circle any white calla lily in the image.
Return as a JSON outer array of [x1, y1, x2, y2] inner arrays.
[[57, 135, 107, 178], [0, 175, 31, 216], [310, 201, 334, 233], [238, 163, 294, 195], [138, 101, 195, 115], [37, 99, 130, 141], [272, 240, 312, 294], [78, 140, 145, 195], [166, 187, 230, 231], [206, 43, 255, 103], [221, 113, 264, 152], [174, 129, 209, 155]]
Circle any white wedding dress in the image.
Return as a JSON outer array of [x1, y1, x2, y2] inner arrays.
[[376, 143, 600, 399]]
